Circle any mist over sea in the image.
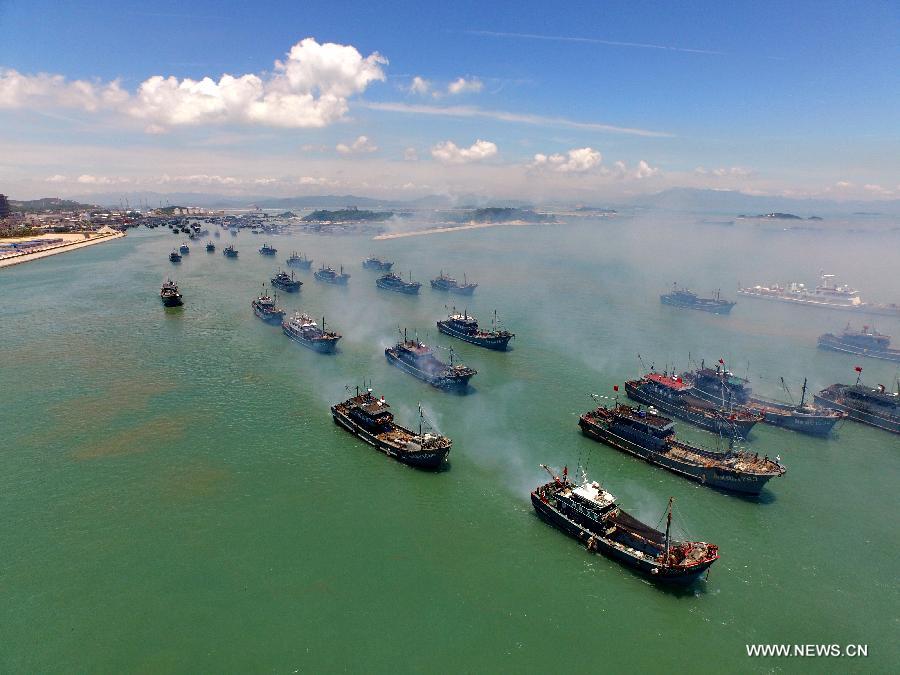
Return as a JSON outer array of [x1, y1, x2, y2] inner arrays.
[[2, 212, 898, 671]]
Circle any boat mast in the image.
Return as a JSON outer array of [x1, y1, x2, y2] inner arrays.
[[664, 497, 674, 566], [800, 378, 808, 407]]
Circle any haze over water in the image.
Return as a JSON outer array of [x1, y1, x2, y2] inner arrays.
[[2, 215, 899, 671]]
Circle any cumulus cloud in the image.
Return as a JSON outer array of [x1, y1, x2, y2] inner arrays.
[[446, 77, 483, 95], [0, 69, 128, 111], [695, 166, 751, 177], [336, 135, 377, 154], [408, 76, 431, 95], [430, 139, 498, 164], [298, 176, 338, 186], [0, 38, 386, 131], [530, 147, 602, 173], [76, 174, 130, 185], [45, 174, 69, 183], [633, 160, 660, 178], [834, 180, 853, 189], [403, 147, 419, 161]]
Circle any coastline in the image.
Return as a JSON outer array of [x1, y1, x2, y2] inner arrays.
[[373, 219, 553, 240], [0, 230, 126, 269]]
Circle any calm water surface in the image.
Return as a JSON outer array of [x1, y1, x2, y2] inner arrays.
[[2, 217, 898, 672]]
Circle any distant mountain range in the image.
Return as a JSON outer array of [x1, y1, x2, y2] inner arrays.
[[51, 187, 900, 218]]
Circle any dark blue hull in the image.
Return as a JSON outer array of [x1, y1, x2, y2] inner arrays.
[[579, 417, 776, 495], [625, 382, 758, 438], [283, 326, 340, 353], [436, 321, 512, 350], [531, 495, 713, 583], [376, 279, 420, 294], [660, 295, 734, 314], [384, 349, 473, 390]]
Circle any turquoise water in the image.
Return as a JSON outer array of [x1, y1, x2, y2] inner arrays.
[[2, 218, 898, 672]]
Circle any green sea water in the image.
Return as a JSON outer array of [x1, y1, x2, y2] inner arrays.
[[2, 217, 898, 673]]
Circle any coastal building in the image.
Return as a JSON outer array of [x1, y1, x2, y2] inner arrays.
[[0, 194, 10, 219]]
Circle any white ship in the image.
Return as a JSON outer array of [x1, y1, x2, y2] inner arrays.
[[738, 273, 899, 316]]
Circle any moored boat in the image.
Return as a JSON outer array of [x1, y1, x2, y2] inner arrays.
[[331, 388, 451, 469], [436, 309, 514, 350], [314, 264, 351, 284], [430, 271, 477, 295], [179, 243, 190, 254], [747, 378, 845, 436], [160, 279, 183, 307], [376, 272, 421, 294], [660, 283, 735, 314], [282, 312, 341, 353], [286, 251, 312, 269], [223, 245, 238, 258], [206, 241, 215, 252], [814, 378, 900, 435], [385, 331, 476, 390], [625, 373, 762, 438], [259, 243, 277, 256], [271, 269, 302, 292], [818, 325, 900, 363], [532, 465, 719, 582], [251, 287, 286, 324], [362, 256, 393, 271], [169, 250, 182, 263], [579, 403, 785, 494]]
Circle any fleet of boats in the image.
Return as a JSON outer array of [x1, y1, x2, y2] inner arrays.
[[152, 219, 899, 585]]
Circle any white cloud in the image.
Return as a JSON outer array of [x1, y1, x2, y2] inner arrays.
[[0, 69, 128, 111], [45, 174, 69, 183], [0, 38, 386, 131], [431, 139, 498, 164], [863, 183, 893, 195], [408, 76, 431, 95], [403, 147, 419, 161], [446, 77, 483, 95], [696, 166, 751, 177], [634, 160, 660, 179], [298, 176, 337, 187], [336, 135, 377, 154], [76, 174, 130, 185], [530, 147, 602, 173], [835, 180, 853, 189]]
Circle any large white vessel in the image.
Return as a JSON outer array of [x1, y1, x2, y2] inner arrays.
[[738, 274, 899, 316]]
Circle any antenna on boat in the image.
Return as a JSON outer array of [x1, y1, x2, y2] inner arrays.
[[418, 402, 423, 437], [664, 497, 674, 567]]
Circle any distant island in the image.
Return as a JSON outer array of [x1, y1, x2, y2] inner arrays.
[[10, 197, 98, 213], [445, 207, 555, 224], [302, 207, 393, 223], [737, 212, 823, 221], [575, 206, 617, 215]]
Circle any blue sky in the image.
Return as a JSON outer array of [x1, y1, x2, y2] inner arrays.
[[1, 0, 897, 200]]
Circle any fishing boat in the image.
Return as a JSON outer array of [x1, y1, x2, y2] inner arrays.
[[169, 250, 182, 263], [532, 465, 719, 583], [271, 270, 302, 292], [179, 243, 190, 254], [362, 256, 394, 271], [625, 372, 762, 438], [286, 251, 313, 269], [436, 309, 514, 350], [818, 325, 900, 363], [314, 265, 351, 285], [223, 245, 238, 258], [160, 279, 183, 307], [579, 403, 785, 495], [814, 373, 900, 434], [331, 388, 451, 469], [746, 378, 845, 436], [259, 243, 277, 256], [206, 241, 215, 252], [251, 287, 286, 324], [376, 272, 421, 295], [385, 330, 476, 390], [431, 271, 477, 295], [282, 312, 341, 353], [660, 283, 735, 314]]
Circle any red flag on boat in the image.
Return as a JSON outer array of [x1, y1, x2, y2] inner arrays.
[[718, 358, 725, 364], [854, 366, 863, 373], [563, 466, 568, 478], [613, 385, 619, 392]]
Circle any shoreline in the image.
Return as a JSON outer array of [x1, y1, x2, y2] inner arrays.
[[0, 231, 126, 269], [373, 219, 554, 240]]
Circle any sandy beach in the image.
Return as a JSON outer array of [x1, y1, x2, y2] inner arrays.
[[373, 219, 547, 240], [0, 229, 126, 269]]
